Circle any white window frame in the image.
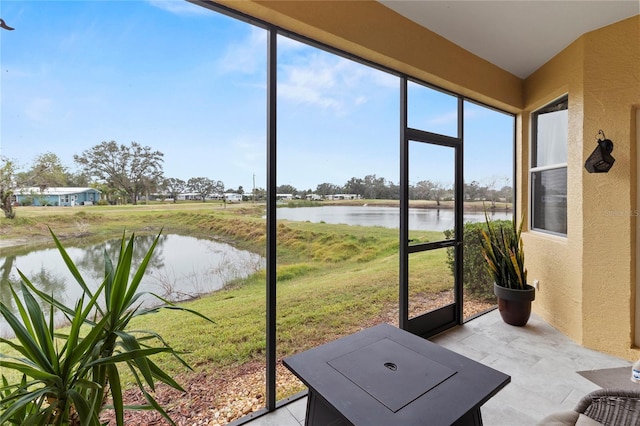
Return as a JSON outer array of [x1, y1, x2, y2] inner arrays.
[[530, 95, 568, 236]]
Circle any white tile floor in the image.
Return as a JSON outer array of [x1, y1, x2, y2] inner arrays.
[[243, 310, 633, 426]]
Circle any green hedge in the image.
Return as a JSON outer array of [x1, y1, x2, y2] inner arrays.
[[443, 220, 511, 302]]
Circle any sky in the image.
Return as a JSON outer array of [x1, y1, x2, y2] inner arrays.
[[0, 0, 514, 193]]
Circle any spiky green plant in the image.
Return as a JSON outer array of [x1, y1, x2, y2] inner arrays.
[[479, 210, 528, 290], [0, 229, 213, 425]]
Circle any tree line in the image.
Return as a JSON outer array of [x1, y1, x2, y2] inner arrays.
[[1, 140, 512, 219], [0, 141, 238, 216], [278, 176, 512, 207]]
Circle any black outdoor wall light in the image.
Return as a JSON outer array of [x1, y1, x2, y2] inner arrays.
[[585, 130, 615, 173]]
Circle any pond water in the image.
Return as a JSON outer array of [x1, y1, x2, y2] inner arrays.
[[1, 206, 511, 336], [276, 206, 512, 231], [0, 234, 264, 337]]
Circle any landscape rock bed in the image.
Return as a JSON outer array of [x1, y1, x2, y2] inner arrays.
[[101, 292, 493, 425]]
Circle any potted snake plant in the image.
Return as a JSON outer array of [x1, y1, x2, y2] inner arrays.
[[479, 210, 535, 326]]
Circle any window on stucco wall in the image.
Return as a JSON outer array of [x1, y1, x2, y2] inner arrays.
[[530, 96, 568, 235]]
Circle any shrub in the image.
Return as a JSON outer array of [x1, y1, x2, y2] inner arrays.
[[480, 213, 527, 290], [443, 220, 511, 302]]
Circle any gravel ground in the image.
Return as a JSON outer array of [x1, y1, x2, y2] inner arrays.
[[100, 362, 299, 426], [100, 290, 493, 425]]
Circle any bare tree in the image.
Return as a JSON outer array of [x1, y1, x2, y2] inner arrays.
[[0, 157, 16, 219], [163, 178, 186, 203], [483, 176, 510, 208], [431, 181, 449, 206], [413, 180, 434, 201], [187, 177, 224, 202]]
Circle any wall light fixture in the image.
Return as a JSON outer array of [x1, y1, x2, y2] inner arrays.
[[585, 130, 615, 173]]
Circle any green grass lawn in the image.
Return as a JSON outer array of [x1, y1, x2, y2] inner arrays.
[[0, 203, 452, 398]]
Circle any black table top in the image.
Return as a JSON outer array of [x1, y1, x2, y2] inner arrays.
[[283, 323, 510, 426]]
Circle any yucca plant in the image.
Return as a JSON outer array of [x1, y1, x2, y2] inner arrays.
[[0, 229, 213, 425], [479, 210, 528, 290]]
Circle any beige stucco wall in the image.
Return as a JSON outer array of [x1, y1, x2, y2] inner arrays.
[[580, 16, 639, 359], [523, 15, 640, 359], [522, 38, 585, 344], [212, 0, 640, 359]]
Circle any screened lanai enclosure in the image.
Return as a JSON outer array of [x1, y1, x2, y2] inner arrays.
[[195, 2, 515, 420], [1, 1, 515, 424]]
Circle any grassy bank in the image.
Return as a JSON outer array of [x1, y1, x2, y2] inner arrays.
[[0, 203, 449, 405], [0, 202, 257, 246]]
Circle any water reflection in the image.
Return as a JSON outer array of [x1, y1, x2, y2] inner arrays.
[[0, 256, 67, 313], [276, 206, 511, 231], [0, 234, 264, 337], [0, 254, 19, 311], [70, 234, 168, 283]]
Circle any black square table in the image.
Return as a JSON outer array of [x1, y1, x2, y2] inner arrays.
[[283, 323, 510, 426]]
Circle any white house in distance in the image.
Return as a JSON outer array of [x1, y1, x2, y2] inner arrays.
[[176, 192, 203, 201], [326, 194, 361, 200], [224, 193, 242, 203], [14, 187, 101, 206], [174, 192, 243, 202]]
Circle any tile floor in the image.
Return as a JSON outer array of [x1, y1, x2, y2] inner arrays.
[[243, 310, 633, 426]]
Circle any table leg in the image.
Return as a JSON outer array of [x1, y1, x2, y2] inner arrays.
[[453, 407, 483, 426], [306, 390, 352, 426]]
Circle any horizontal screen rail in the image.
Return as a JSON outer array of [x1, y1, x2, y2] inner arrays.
[[408, 240, 457, 253], [406, 128, 460, 147]]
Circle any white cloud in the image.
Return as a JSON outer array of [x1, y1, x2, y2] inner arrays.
[[218, 30, 397, 115], [278, 54, 389, 116], [372, 71, 399, 89], [427, 111, 458, 126], [147, 0, 211, 16], [463, 104, 492, 120], [355, 96, 368, 106], [25, 98, 53, 123], [217, 27, 267, 75], [232, 137, 263, 164], [224, 135, 266, 187], [277, 35, 309, 52]]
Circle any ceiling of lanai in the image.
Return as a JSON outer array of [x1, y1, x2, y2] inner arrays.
[[378, 1, 639, 78]]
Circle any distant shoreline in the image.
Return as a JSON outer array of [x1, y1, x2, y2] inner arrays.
[[0, 238, 31, 249], [312, 199, 513, 211]]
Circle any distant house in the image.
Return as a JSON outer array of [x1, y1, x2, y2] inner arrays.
[[224, 193, 243, 203], [15, 187, 101, 207], [327, 194, 361, 200], [177, 192, 201, 201]]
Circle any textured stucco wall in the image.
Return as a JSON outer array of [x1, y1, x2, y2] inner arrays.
[[522, 39, 586, 345], [580, 16, 639, 359], [524, 16, 640, 359]]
